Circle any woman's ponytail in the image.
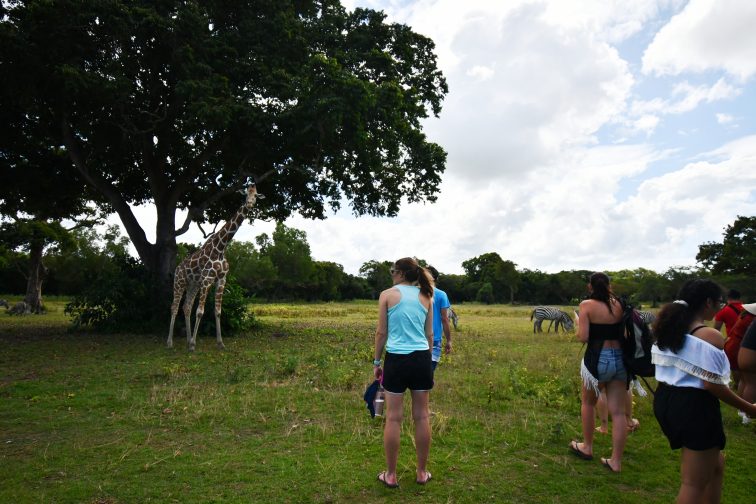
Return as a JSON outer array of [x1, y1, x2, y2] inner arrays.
[[393, 257, 435, 298]]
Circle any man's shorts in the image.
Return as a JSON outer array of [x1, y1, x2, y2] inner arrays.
[[383, 350, 434, 394]]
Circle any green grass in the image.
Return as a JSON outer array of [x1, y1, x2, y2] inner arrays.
[[1, 301, 753, 503]]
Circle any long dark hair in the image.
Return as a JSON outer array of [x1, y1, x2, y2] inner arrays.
[[653, 279, 723, 353], [394, 257, 434, 298], [588, 272, 615, 313]]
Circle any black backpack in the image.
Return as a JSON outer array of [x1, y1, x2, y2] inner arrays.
[[620, 300, 655, 378]]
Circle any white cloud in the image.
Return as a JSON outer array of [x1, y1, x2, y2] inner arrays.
[[629, 78, 740, 118], [106, 1, 756, 279], [716, 113, 736, 125], [643, 0, 756, 80]]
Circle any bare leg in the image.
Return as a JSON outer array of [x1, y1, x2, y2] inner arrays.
[[411, 390, 431, 482], [595, 389, 609, 434], [677, 448, 723, 504], [604, 379, 627, 471], [382, 392, 404, 486], [214, 276, 226, 349], [626, 389, 639, 431], [577, 384, 599, 456]]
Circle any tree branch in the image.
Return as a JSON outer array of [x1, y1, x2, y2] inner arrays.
[[60, 117, 154, 264]]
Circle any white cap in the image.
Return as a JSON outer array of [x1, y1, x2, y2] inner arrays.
[[743, 302, 756, 316]]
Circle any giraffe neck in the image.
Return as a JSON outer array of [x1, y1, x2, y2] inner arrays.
[[207, 204, 248, 255]]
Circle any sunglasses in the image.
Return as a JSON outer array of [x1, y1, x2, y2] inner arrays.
[[390, 268, 400, 275]]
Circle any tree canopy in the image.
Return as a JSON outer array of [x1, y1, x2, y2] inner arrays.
[[1, 0, 448, 290], [696, 216, 756, 276]]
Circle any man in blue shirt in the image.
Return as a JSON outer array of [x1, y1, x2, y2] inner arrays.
[[427, 266, 452, 373]]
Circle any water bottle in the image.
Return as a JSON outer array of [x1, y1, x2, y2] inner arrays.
[[374, 385, 385, 417]]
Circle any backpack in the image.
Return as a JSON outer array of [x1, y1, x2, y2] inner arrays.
[[620, 300, 655, 378], [726, 303, 742, 316]]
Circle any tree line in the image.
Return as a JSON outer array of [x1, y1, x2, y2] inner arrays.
[[1, 216, 753, 309]]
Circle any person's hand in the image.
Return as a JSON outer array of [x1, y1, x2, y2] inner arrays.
[[374, 366, 383, 381], [445, 340, 453, 354]]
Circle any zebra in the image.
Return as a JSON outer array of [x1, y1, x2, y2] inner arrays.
[[637, 310, 656, 327], [530, 306, 574, 333], [448, 306, 459, 329]]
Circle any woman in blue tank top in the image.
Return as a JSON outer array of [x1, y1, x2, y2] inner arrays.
[[373, 257, 434, 488]]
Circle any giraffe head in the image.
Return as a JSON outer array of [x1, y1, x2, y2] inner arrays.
[[245, 184, 263, 208]]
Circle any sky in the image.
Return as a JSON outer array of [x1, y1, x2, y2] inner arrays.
[[117, 0, 756, 276]]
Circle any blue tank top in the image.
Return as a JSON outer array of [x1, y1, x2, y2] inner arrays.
[[386, 284, 429, 354]]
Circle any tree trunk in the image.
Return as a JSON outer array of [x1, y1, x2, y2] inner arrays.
[[23, 241, 47, 314], [153, 204, 180, 302]]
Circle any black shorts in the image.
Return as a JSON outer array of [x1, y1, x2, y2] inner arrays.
[[383, 350, 433, 394], [654, 382, 726, 451]]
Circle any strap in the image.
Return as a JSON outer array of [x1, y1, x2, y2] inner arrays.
[[727, 303, 741, 315], [639, 375, 656, 397], [690, 325, 707, 335]]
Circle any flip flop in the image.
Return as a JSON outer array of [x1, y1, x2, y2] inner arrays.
[[568, 440, 593, 460], [416, 471, 432, 485], [627, 418, 640, 432], [601, 457, 620, 473], [378, 471, 399, 489]]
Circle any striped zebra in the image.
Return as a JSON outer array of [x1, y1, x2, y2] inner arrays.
[[449, 306, 459, 329], [530, 306, 574, 333], [637, 310, 656, 327]]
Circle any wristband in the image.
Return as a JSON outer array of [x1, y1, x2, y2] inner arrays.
[[373, 359, 382, 366]]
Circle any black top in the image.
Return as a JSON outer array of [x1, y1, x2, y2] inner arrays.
[[589, 322, 624, 341]]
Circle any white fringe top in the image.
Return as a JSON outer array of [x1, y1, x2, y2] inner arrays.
[[652, 335, 731, 389]]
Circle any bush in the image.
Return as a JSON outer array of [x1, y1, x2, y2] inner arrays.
[[65, 255, 257, 335]]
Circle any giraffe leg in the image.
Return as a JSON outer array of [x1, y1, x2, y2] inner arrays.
[[214, 276, 227, 349], [183, 286, 199, 350], [167, 285, 185, 349], [190, 284, 212, 352]]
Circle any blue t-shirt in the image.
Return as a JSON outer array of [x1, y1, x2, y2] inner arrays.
[[431, 288, 450, 363], [432, 287, 451, 344], [386, 285, 429, 354]]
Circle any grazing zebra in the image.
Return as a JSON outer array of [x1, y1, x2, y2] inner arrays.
[[530, 306, 574, 333], [637, 310, 656, 327], [449, 306, 459, 329]]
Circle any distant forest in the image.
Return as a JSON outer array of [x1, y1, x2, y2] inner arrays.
[[1, 216, 753, 307]]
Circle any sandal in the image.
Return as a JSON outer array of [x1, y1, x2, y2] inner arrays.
[[377, 471, 399, 489], [568, 440, 593, 460], [601, 457, 620, 473], [416, 471, 432, 485]]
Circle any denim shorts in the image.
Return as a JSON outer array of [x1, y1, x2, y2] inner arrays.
[[432, 340, 442, 362], [597, 348, 627, 383]]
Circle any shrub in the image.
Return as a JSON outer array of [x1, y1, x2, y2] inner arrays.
[[65, 255, 257, 335]]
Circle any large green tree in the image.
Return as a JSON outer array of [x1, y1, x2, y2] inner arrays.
[[1, 1, 447, 295], [0, 90, 99, 311], [462, 252, 520, 303], [696, 216, 756, 275]]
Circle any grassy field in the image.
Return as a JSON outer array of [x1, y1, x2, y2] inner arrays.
[[1, 299, 754, 503]]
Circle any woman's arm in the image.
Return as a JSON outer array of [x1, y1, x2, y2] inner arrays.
[[576, 302, 590, 343], [425, 296, 434, 350], [374, 292, 389, 379], [703, 381, 756, 417]]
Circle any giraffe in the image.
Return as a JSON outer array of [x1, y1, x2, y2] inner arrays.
[[167, 184, 261, 351]]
